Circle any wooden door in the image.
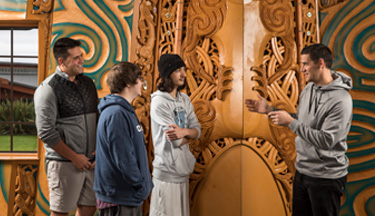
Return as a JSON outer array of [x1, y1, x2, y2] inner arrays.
[[130, 0, 302, 215]]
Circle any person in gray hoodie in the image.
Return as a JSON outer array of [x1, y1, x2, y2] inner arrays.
[[245, 44, 352, 216], [149, 54, 201, 216]]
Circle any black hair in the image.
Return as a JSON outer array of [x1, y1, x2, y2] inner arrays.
[[157, 76, 186, 93], [53, 38, 81, 63], [301, 44, 333, 69]]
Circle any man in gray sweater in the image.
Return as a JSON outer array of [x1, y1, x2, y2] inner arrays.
[[246, 44, 352, 216], [34, 37, 98, 216]]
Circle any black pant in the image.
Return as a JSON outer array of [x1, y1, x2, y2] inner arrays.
[[292, 171, 347, 216]]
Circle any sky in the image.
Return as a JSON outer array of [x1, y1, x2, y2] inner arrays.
[[0, 28, 38, 88], [0, 28, 38, 64]]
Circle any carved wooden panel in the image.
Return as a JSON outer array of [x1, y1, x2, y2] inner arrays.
[[319, 1, 375, 215], [13, 165, 38, 216], [0, 0, 370, 215], [132, 0, 300, 215]]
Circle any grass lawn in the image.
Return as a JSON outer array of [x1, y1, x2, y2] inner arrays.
[[0, 135, 37, 151]]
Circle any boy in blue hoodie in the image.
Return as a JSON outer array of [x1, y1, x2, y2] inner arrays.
[[246, 44, 352, 216], [149, 54, 201, 216], [94, 62, 153, 216]]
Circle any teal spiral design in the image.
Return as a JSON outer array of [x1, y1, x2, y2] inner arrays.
[[0, 163, 8, 203], [321, 0, 375, 92], [0, 0, 27, 12], [51, 0, 133, 89], [320, 1, 375, 215]]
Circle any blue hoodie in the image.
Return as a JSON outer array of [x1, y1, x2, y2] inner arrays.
[[94, 94, 153, 206]]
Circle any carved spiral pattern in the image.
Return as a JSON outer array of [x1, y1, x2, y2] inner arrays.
[[190, 99, 216, 155], [50, 0, 134, 92], [319, 1, 375, 214], [185, 0, 227, 84], [251, 37, 298, 177], [260, 0, 294, 36], [187, 37, 233, 102], [32, 0, 53, 14]]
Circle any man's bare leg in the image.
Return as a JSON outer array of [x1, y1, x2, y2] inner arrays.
[[51, 211, 68, 216], [75, 205, 97, 216]]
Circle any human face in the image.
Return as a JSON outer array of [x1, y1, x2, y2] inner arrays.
[[129, 76, 144, 98], [59, 46, 84, 79], [301, 54, 322, 84], [170, 66, 186, 89]]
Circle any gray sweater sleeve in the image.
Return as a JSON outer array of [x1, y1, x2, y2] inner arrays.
[[288, 98, 352, 150], [151, 100, 182, 148], [34, 83, 61, 148], [187, 99, 201, 139]]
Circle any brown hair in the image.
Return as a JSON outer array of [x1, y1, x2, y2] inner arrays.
[[107, 62, 142, 94]]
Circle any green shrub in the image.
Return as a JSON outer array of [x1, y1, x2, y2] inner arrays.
[[0, 99, 36, 135]]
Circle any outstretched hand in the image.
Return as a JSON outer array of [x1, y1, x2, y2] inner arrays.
[[245, 94, 271, 114]]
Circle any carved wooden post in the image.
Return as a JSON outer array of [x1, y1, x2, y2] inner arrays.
[[174, 0, 184, 55]]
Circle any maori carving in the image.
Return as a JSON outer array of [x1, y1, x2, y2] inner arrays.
[[251, 37, 298, 173], [133, 0, 158, 145], [158, 0, 179, 57], [259, 0, 296, 83], [42, 16, 53, 78], [187, 37, 233, 101], [190, 137, 293, 215], [32, 0, 53, 14], [258, 1, 299, 177], [13, 165, 37, 216], [299, 0, 319, 46], [184, 37, 232, 154], [184, 0, 228, 84], [133, 97, 151, 144], [132, 0, 159, 214], [190, 99, 216, 156]]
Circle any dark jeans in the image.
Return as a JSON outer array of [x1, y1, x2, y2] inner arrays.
[[99, 205, 141, 216], [293, 171, 347, 216]]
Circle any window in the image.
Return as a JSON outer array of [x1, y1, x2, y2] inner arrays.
[[0, 27, 38, 152]]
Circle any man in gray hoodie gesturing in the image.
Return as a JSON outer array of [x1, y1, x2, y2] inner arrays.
[[149, 54, 201, 216], [245, 44, 353, 216]]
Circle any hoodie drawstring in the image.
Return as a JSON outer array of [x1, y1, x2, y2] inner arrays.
[[309, 85, 322, 115]]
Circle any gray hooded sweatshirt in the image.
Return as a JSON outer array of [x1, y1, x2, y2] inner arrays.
[[289, 71, 353, 179], [150, 90, 201, 183]]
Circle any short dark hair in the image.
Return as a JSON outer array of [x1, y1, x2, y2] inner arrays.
[[53, 37, 81, 63], [301, 44, 333, 69], [157, 75, 186, 93], [107, 62, 142, 94]]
